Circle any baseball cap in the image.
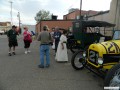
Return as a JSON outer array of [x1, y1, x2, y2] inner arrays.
[[12, 25, 17, 28]]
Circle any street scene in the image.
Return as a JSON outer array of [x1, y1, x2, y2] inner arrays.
[[0, 35, 103, 90], [0, 0, 120, 90]]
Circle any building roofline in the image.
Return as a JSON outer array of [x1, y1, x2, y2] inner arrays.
[[36, 19, 75, 26], [63, 9, 81, 16], [41, 19, 74, 21], [63, 10, 99, 16], [88, 10, 110, 18]]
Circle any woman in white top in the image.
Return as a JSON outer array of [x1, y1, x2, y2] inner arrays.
[[55, 30, 68, 62]]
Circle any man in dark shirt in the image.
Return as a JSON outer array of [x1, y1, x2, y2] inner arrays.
[[53, 27, 61, 53], [7, 25, 18, 56]]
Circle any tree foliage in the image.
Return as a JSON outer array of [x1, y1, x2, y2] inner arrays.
[[35, 9, 51, 22]]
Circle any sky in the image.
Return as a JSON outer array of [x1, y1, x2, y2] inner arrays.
[[0, 0, 112, 25]]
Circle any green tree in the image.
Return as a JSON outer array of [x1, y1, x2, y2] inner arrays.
[[35, 9, 51, 22]]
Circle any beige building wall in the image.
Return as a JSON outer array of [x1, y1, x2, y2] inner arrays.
[[89, 0, 120, 30], [89, 13, 109, 21], [0, 22, 11, 32], [109, 0, 120, 30], [108, 0, 117, 24]]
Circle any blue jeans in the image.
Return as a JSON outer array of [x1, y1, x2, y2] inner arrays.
[[40, 45, 50, 66]]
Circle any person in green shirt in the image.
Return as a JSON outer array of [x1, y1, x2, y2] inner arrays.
[[7, 25, 18, 56]]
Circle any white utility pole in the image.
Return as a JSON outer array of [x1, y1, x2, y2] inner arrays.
[[9, 1, 13, 25], [18, 12, 20, 28]]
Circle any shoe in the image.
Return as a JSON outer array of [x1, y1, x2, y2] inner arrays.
[[27, 50, 31, 53], [25, 51, 28, 54], [45, 65, 50, 68], [9, 53, 12, 56], [12, 52, 16, 55], [38, 65, 44, 68]]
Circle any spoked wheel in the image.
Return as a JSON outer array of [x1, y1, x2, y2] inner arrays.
[[104, 64, 120, 89], [71, 50, 86, 70]]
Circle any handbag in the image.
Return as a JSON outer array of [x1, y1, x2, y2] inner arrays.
[[52, 42, 55, 50], [28, 36, 32, 43]]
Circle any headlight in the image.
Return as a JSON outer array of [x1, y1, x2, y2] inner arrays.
[[98, 58, 103, 65], [83, 52, 86, 57]]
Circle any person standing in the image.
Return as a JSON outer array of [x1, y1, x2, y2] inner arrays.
[[50, 28, 55, 46], [50, 28, 55, 38], [23, 27, 32, 54], [7, 25, 18, 56], [37, 25, 53, 68], [55, 30, 68, 62], [53, 27, 61, 53], [31, 31, 36, 40]]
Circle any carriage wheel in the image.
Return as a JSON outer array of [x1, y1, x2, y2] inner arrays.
[[71, 50, 86, 70]]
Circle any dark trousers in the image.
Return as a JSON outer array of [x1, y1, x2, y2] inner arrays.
[[55, 41, 59, 53], [24, 40, 30, 48], [9, 40, 18, 47]]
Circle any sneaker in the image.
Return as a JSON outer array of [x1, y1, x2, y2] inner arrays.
[[45, 65, 50, 68], [38, 65, 44, 68], [12, 52, 16, 55], [25, 51, 28, 54], [8, 52, 12, 56]]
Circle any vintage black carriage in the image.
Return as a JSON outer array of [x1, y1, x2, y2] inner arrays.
[[68, 20, 115, 53]]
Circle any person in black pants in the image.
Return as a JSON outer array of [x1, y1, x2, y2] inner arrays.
[[53, 27, 61, 53], [23, 27, 32, 54]]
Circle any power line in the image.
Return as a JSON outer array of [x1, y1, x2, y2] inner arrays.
[[62, 0, 78, 14]]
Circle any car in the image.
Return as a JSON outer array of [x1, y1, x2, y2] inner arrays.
[[68, 20, 115, 53], [71, 29, 120, 88], [0, 30, 4, 35]]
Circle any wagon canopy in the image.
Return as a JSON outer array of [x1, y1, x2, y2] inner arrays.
[[81, 20, 115, 27]]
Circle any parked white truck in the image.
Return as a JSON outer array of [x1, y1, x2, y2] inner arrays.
[[0, 31, 4, 35]]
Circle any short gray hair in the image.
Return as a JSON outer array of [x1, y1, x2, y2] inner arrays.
[[55, 26, 59, 30]]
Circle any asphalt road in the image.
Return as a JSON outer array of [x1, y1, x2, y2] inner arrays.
[[0, 35, 103, 90]]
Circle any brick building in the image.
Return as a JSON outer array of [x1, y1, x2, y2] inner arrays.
[[36, 20, 73, 35], [35, 9, 99, 34], [63, 9, 98, 20]]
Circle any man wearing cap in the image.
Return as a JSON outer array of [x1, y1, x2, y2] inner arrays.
[[37, 25, 53, 68], [7, 25, 18, 56]]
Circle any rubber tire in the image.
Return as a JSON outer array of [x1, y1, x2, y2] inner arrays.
[[70, 40, 81, 53], [104, 64, 120, 87], [69, 40, 76, 53], [70, 47, 75, 53], [71, 50, 85, 70]]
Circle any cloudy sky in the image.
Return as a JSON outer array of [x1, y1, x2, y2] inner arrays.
[[0, 0, 112, 25]]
